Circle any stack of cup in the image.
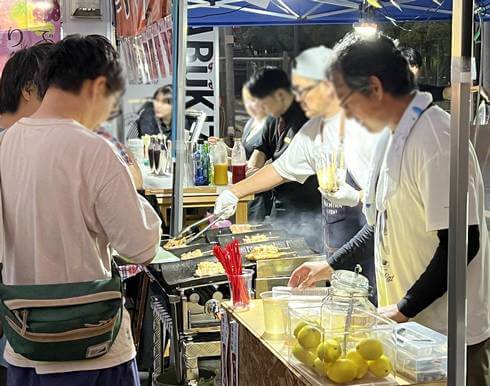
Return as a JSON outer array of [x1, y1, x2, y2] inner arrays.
[[127, 138, 144, 165]]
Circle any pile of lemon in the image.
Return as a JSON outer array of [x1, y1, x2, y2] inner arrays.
[[292, 321, 392, 384]]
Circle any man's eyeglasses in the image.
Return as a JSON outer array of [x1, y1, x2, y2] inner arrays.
[[339, 86, 371, 108], [292, 81, 321, 98]]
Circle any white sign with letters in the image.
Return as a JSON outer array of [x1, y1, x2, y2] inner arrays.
[[186, 27, 220, 137]]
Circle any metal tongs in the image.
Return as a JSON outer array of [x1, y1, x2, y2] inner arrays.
[[174, 207, 233, 244]]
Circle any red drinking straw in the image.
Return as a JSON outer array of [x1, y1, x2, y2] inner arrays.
[[213, 240, 249, 306]]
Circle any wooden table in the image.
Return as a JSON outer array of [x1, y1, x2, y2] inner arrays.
[[222, 300, 446, 386], [145, 186, 254, 225]]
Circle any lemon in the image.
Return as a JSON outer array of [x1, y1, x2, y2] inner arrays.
[[313, 358, 326, 376], [304, 351, 317, 368], [326, 358, 358, 384], [369, 355, 392, 378], [297, 325, 321, 350], [293, 321, 308, 338], [292, 344, 316, 368], [346, 350, 369, 379], [316, 339, 341, 363], [356, 338, 384, 361]]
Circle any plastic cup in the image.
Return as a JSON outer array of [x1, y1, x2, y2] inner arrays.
[[260, 291, 290, 340], [315, 146, 346, 193], [228, 269, 254, 311], [127, 138, 144, 165]]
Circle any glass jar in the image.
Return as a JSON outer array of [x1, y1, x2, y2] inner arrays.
[[288, 267, 396, 384], [320, 268, 376, 335]]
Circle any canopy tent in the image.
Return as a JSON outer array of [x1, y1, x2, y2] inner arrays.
[[188, 0, 489, 26]]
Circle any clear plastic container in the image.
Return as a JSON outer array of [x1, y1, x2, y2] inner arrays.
[[148, 137, 157, 173], [286, 268, 397, 385], [165, 140, 172, 174], [387, 322, 447, 383], [231, 138, 247, 184], [288, 305, 397, 385], [260, 290, 290, 340], [213, 139, 228, 185], [156, 142, 167, 175], [272, 286, 330, 303], [315, 143, 346, 193], [204, 142, 213, 185], [193, 142, 209, 186], [127, 138, 144, 165], [184, 141, 194, 186]]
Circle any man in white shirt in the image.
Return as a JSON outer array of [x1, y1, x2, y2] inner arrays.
[[289, 33, 489, 386], [215, 46, 379, 289], [0, 35, 161, 385]]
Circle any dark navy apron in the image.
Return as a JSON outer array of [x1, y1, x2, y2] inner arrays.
[[322, 171, 377, 304]]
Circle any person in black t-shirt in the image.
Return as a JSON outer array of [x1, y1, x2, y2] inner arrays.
[[401, 47, 479, 102], [400, 47, 450, 102], [126, 85, 172, 138], [241, 84, 273, 222]]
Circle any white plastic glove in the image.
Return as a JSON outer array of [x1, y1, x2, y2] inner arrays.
[[319, 183, 360, 207], [215, 190, 239, 219]]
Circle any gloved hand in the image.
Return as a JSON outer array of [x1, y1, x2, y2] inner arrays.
[[215, 190, 239, 219], [319, 183, 360, 207]]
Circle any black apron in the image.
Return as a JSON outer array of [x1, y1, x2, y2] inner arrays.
[[322, 170, 377, 304]]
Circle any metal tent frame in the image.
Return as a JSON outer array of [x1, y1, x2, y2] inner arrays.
[[186, 0, 458, 25], [170, 2, 485, 385]]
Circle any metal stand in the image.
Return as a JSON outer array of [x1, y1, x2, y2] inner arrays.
[[448, 1, 473, 385], [170, 0, 188, 236]]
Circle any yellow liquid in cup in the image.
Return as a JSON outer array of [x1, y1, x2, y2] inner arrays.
[[316, 164, 338, 193], [213, 163, 229, 185], [263, 297, 288, 338]]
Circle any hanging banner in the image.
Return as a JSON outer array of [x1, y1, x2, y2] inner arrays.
[[151, 22, 167, 79], [118, 14, 220, 137], [0, 0, 61, 73], [121, 15, 172, 85], [114, 0, 170, 38], [158, 16, 173, 76], [186, 27, 220, 137]]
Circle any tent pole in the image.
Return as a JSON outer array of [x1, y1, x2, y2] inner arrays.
[[224, 27, 236, 135], [170, 0, 188, 237], [448, 1, 473, 385]]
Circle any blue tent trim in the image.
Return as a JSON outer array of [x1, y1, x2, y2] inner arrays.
[[188, 0, 490, 26]]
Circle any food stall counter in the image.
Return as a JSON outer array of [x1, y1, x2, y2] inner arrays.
[[221, 300, 447, 386]]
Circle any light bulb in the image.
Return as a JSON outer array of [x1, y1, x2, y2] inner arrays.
[[353, 21, 378, 37]]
